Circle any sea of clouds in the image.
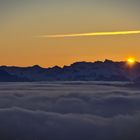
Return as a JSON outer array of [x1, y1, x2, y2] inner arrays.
[[0, 81, 140, 140]]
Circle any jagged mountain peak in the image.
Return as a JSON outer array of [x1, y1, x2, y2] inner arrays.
[[0, 60, 140, 82]]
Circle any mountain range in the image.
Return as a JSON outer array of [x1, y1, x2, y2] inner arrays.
[[0, 60, 140, 82]]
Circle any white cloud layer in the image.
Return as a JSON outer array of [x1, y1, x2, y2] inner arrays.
[[0, 82, 140, 140]]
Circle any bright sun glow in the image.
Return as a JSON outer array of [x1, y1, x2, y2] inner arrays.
[[127, 57, 136, 65]]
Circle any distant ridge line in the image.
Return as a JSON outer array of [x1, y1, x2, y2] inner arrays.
[[0, 59, 140, 82]]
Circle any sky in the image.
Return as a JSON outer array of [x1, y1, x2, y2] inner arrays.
[[0, 0, 140, 67]]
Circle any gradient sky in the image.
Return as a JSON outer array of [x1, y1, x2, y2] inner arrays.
[[1, 0, 140, 67]]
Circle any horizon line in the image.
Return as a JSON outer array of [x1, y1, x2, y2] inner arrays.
[[38, 30, 140, 38], [0, 59, 139, 68]]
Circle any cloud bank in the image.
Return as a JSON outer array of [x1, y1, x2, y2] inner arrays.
[[0, 82, 140, 140]]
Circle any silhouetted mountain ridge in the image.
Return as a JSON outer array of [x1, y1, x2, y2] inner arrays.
[[0, 60, 140, 82], [0, 69, 28, 82]]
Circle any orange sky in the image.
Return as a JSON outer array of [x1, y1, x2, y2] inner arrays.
[[0, 0, 140, 67]]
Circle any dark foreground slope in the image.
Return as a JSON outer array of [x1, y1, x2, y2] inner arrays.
[[0, 60, 140, 82]]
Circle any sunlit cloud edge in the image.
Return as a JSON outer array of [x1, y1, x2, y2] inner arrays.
[[38, 30, 140, 38]]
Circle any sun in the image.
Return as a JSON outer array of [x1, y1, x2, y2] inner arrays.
[[127, 57, 136, 65]]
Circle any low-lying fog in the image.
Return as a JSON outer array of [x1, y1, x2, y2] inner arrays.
[[0, 81, 140, 140]]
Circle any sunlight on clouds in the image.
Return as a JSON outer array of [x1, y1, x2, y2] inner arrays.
[[39, 30, 140, 38]]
